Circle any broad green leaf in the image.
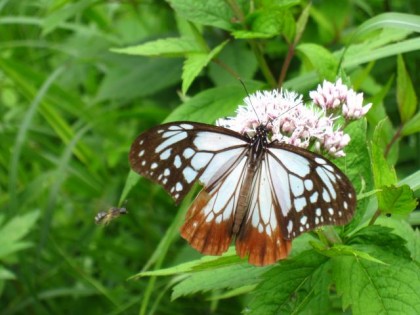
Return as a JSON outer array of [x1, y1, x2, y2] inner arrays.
[[296, 43, 338, 81], [370, 119, 397, 188], [375, 217, 420, 262], [333, 245, 420, 315], [401, 110, 420, 136], [167, 0, 242, 31], [250, 8, 295, 41], [111, 37, 201, 57], [181, 40, 228, 94], [397, 55, 417, 123], [0, 211, 39, 259], [208, 41, 258, 85], [96, 57, 182, 101], [164, 81, 264, 123], [348, 225, 411, 259], [172, 263, 269, 300], [247, 250, 329, 315], [378, 185, 417, 215]]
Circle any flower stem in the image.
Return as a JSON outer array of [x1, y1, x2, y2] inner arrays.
[[384, 125, 402, 158]]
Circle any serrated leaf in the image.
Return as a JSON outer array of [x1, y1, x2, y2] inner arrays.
[[333, 245, 420, 315], [371, 119, 397, 188], [111, 37, 201, 57], [250, 8, 295, 40], [378, 185, 417, 215], [247, 250, 329, 315], [172, 263, 269, 300], [181, 40, 228, 94], [167, 0, 241, 31], [397, 55, 417, 123], [296, 43, 338, 81], [402, 111, 420, 136]]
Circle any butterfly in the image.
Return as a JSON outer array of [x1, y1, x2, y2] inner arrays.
[[129, 121, 356, 266], [95, 206, 128, 225]]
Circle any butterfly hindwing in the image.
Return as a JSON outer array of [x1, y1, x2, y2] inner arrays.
[[129, 122, 248, 204], [266, 143, 356, 239]]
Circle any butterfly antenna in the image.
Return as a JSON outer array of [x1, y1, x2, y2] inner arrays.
[[238, 78, 261, 124]]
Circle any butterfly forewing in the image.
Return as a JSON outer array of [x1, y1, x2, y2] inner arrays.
[[129, 122, 248, 204], [266, 143, 356, 239]]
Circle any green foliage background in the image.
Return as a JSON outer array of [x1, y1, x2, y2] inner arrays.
[[1, 0, 420, 314]]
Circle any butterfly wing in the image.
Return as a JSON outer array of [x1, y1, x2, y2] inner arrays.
[[129, 122, 248, 204], [236, 157, 292, 266], [266, 143, 356, 239], [180, 152, 248, 255]]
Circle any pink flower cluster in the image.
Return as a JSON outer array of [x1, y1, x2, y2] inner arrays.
[[217, 79, 371, 157]]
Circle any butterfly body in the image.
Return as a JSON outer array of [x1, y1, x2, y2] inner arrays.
[[130, 121, 356, 265]]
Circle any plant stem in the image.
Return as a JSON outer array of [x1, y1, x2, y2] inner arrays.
[[384, 125, 402, 158], [368, 209, 382, 225]]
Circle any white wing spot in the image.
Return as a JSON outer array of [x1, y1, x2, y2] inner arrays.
[[338, 210, 343, 217], [348, 192, 353, 198], [162, 178, 168, 185], [182, 167, 197, 184], [174, 155, 182, 168], [324, 164, 334, 172], [174, 193, 179, 199], [160, 148, 172, 160], [310, 192, 319, 203], [162, 130, 180, 138], [183, 148, 195, 159], [343, 201, 348, 209], [304, 179, 313, 191], [139, 150, 145, 157], [176, 182, 183, 192], [328, 208, 334, 215], [299, 226, 304, 232], [315, 217, 320, 224], [141, 161, 146, 166], [290, 175, 304, 196], [300, 216, 308, 225], [164, 168, 170, 176], [155, 131, 187, 153], [216, 216, 222, 224], [316, 208, 321, 216], [315, 157, 326, 164], [191, 152, 213, 170], [151, 162, 158, 169], [180, 123, 194, 129], [168, 125, 182, 131], [322, 189, 331, 202], [139, 140, 144, 145], [170, 187, 175, 193], [287, 221, 293, 234], [294, 197, 306, 212], [280, 151, 310, 177]]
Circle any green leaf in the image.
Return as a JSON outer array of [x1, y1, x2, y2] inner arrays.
[[0, 211, 40, 259], [181, 40, 229, 94], [333, 245, 420, 315], [247, 250, 329, 315], [167, 0, 241, 31], [397, 55, 417, 123], [0, 266, 16, 280], [172, 263, 268, 300], [402, 110, 420, 136], [348, 225, 411, 259], [111, 37, 201, 57], [164, 81, 264, 123], [296, 43, 338, 81], [294, 2, 311, 44], [378, 185, 417, 215], [370, 119, 397, 188], [311, 243, 386, 265], [353, 12, 420, 39], [399, 169, 420, 192], [249, 7, 295, 40]]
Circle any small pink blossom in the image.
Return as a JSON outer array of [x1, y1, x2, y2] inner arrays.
[[218, 80, 369, 158], [342, 91, 372, 120]]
